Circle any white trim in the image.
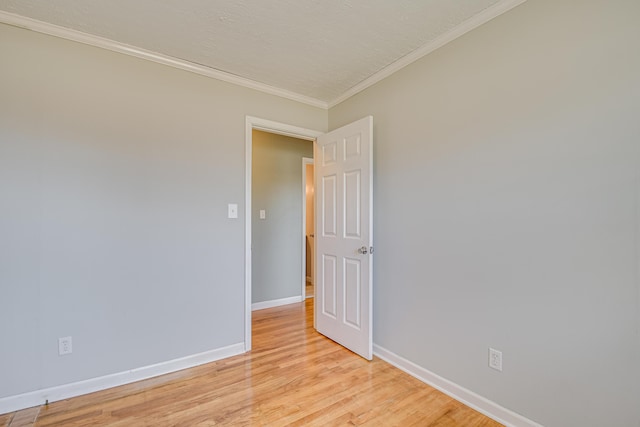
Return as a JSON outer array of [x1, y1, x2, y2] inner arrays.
[[327, 0, 528, 107], [245, 117, 323, 352], [0, 11, 327, 109], [301, 157, 314, 299], [249, 117, 322, 142], [373, 344, 543, 427], [245, 118, 253, 352], [0, 343, 244, 415], [251, 296, 303, 311], [2, 1, 525, 110]]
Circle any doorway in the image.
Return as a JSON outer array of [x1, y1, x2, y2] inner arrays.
[[244, 117, 323, 351], [245, 116, 374, 359], [251, 130, 312, 311]]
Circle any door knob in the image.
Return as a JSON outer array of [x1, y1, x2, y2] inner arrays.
[[358, 246, 368, 254]]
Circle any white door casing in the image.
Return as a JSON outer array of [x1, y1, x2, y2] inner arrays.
[[314, 116, 373, 360]]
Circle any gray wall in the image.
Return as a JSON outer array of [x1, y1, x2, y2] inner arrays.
[[3, 1, 639, 425], [252, 131, 312, 304], [0, 23, 326, 399], [329, 0, 640, 426]]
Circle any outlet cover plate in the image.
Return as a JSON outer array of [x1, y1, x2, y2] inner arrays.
[[489, 347, 502, 371], [59, 336, 72, 355]]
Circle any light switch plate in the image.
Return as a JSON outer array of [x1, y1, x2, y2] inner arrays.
[[259, 209, 266, 219], [228, 204, 238, 219]]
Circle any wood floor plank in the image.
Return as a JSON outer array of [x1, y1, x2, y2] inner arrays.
[[1, 298, 503, 426], [7, 407, 39, 427], [0, 413, 13, 427]]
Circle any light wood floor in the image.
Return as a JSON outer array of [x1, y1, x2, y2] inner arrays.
[[2, 299, 502, 426]]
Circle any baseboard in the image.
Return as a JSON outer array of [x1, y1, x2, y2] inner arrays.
[[252, 296, 303, 311], [0, 342, 245, 415], [373, 344, 543, 427]]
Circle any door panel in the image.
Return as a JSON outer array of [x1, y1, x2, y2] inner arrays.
[[315, 116, 373, 360], [344, 170, 361, 238], [322, 175, 337, 237], [344, 257, 361, 329], [322, 254, 337, 318]]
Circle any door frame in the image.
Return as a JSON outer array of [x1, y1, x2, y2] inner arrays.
[[301, 157, 314, 300], [244, 116, 323, 351]]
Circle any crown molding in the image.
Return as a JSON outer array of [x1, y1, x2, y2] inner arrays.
[[0, 10, 329, 110], [327, 0, 528, 108], [1, 1, 526, 111]]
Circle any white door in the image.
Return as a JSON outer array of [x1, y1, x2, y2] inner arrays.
[[314, 116, 373, 360]]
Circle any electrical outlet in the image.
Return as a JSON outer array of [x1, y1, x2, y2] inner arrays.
[[489, 347, 502, 371], [59, 336, 72, 356]]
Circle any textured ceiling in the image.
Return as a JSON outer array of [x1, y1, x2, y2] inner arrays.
[[0, 0, 506, 105]]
